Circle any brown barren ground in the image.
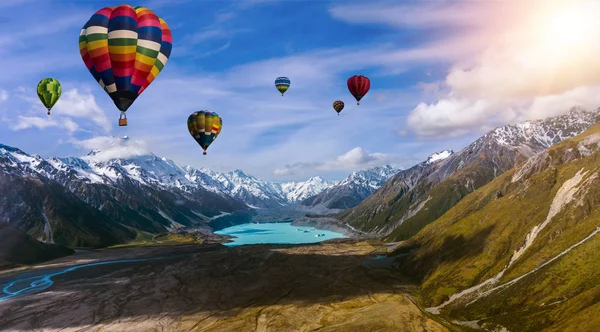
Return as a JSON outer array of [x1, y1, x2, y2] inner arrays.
[[0, 240, 448, 332]]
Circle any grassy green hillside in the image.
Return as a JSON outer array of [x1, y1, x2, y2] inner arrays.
[[393, 123, 600, 331]]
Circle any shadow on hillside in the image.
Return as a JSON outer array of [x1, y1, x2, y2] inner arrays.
[[0, 243, 411, 329], [391, 225, 496, 281]]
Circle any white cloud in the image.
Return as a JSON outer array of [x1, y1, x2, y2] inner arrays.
[[196, 41, 231, 58], [329, 2, 499, 29], [401, 0, 600, 138], [273, 147, 391, 175], [51, 89, 111, 132], [0, 90, 7, 102], [10, 115, 78, 133], [73, 136, 151, 162]]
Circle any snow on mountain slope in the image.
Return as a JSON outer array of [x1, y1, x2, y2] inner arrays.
[[1, 139, 336, 209], [279, 176, 336, 202], [426, 150, 454, 165], [301, 165, 402, 210], [340, 106, 600, 240]]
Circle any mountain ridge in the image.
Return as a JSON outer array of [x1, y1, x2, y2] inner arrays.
[[391, 120, 600, 331], [338, 107, 600, 241]]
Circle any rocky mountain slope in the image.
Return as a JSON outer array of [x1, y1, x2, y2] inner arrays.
[[0, 224, 74, 268], [339, 107, 600, 241], [0, 138, 341, 247], [195, 168, 336, 208], [0, 143, 248, 247], [300, 165, 403, 210], [392, 120, 600, 331]]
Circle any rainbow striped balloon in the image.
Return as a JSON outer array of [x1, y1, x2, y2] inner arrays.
[[79, 5, 172, 123]]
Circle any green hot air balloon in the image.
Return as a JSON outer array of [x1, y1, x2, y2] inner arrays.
[[37, 78, 62, 115]]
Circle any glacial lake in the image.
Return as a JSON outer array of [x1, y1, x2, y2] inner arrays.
[[214, 222, 346, 246]]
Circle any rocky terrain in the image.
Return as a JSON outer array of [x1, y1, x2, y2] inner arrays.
[[0, 241, 449, 332]]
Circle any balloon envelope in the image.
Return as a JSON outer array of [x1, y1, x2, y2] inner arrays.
[[79, 5, 172, 119], [187, 111, 222, 155], [37, 78, 62, 115], [347, 75, 370, 105], [275, 77, 290, 96], [333, 100, 344, 114]]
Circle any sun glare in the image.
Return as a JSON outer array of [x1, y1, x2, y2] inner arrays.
[[543, 9, 590, 46]]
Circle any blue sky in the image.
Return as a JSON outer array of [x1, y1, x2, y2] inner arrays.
[[1, 0, 600, 181]]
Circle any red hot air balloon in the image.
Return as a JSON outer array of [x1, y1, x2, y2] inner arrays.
[[347, 75, 370, 105]]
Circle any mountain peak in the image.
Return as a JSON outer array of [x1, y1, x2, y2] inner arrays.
[[426, 150, 454, 165]]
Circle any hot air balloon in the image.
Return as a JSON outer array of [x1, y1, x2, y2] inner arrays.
[[275, 77, 290, 96], [333, 100, 344, 115], [187, 111, 222, 155], [37, 78, 62, 115], [347, 75, 370, 105], [79, 5, 173, 126]]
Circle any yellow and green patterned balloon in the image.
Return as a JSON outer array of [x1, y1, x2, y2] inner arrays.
[[187, 111, 223, 155], [37, 78, 62, 115]]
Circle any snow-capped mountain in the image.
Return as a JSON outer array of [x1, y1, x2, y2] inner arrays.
[[0, 139, 342, 247], [44, 143, 335, 209], [301, 165, 402, 210], [425, 150, 454, 165], [339, 107, 600, 238], [278, 176, 335, 203], [0, 143, 248, 248]]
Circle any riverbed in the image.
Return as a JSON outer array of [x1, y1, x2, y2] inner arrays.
[[0, 241, 448, 331]]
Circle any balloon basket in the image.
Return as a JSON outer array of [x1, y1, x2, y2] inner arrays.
[[47, 111, 51, 115], [118, 113, 128, 127], [203, 151, 207, 155]]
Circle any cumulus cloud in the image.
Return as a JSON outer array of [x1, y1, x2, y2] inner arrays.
[[10, 115, 79, 133], [402, 0, 600, 138], [73, 136, 151, 162], [273, 147, 390, 176], [52, 89, 111, 132]]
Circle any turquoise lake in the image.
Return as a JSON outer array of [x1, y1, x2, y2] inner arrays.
[[214, 222, 346, 246]]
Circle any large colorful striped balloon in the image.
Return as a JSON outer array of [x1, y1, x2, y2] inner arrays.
[[187, 111, 222, 155], [37, 78, 62, 115], [275, 77, 290, 96], [332, 100, 344, 115], [79, 5, 173, 126], [347, 75, 370, 105]]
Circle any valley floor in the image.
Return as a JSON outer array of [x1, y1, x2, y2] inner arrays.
[[0, 240, 449, 332]]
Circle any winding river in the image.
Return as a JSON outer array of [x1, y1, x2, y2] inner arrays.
[[0, 258, 158, 302]]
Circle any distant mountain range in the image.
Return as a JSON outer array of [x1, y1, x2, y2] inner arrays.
[[301, 165, 408, 211], [339, 107, 600, 241], [0, 138, 403, 247]]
